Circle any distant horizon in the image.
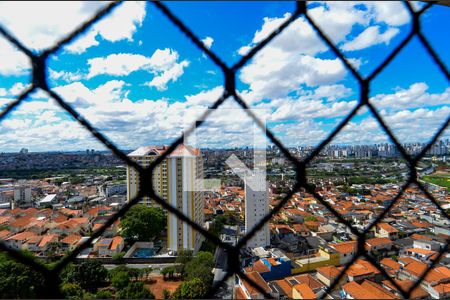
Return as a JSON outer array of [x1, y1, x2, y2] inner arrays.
[[1, 138, 448, 155]]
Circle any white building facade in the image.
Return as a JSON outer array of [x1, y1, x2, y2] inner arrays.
[[244, 171, 270, 248], [127, 145, 204, 253]]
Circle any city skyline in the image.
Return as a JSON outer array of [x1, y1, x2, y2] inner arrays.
[[2, 138, 450, 155], [0, 2, 448, 152]]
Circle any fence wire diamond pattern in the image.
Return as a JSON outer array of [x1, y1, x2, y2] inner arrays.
[[0, 1, 448, 299]]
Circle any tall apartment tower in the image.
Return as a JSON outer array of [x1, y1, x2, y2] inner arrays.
[[13, 186, 32, 208], [244, 171, 270, 248], [127, 145, 204, 253]]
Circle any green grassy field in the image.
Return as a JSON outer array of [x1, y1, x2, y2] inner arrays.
[[422, 174, 450, 190]]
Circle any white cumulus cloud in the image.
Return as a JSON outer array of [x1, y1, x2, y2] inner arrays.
[[87, 49, 189, 91]]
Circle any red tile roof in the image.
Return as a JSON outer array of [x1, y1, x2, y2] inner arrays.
[[293, 283, 316, 299]]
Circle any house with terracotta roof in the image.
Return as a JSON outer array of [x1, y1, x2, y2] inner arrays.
[[23, 235, 43, 252], [381, 279, 429, 299], [292, 223, 311, 237], [399, 261, 450, 298], [95, 236, 124, 257], [109, 236, 124, 256], [430, 282, 450, 299], [235, 271, 272, 299], [91, 217, 120, 237], [37, 233, 59, 253], [316, 265, 346, 287], [329, 241, 357, 265], [270, 274, 326, 299], [0, 216, 12, 227], [292, 283, 316, 299], [341, 280, 398, 299], [5, 231, 38, 248], [342, 259, 381, 283], [365, 237, 393, 256], [402, 248, 439, 263], [380, 258, 401, 277], [8, 216, 35, 233], [58, 207, 82, 217], [269, 278, 293, 299], [60, 233, 82, 251], [28, 217, 48, 234], [0, 229, 12, 239], [49, 220, 79, 235], [375, 222, 399, 240]]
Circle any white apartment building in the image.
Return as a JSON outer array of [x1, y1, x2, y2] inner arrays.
[[127, 144, 204, 253], [244, 171, 270, 248]]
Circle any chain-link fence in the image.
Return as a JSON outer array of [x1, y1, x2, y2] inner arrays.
[[0, 1, 449, 299]]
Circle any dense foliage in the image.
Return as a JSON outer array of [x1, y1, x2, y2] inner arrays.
[[171, 250, 215, 298], [171, 278, 209, 299], [60, 282, 84, 299], [117, 282, 154, 299], [0, 257, 46, 298], [61, 261, 108, 292], [111, 270, 131, 290], [121, 205, 166, 241]]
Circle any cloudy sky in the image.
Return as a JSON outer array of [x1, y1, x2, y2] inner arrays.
[[0, 1, 448, 152]]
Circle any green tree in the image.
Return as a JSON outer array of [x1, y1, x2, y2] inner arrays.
[[175, 249, 193, 276], [111, 271, 131, 290], [162, 289, 171, 299], [60, 282, 84, 299], [62, 260, 108, 292], [184, 252, 214, 283], [171, 278, 209, 299], [82, 291, 95, 299], [0, 260, 46, 298], [95, 290, 113, 299], [121, 205, 166, 241], [112, 252, 125, 263], [108, 265, 129, 279], [161, 266, 175, 280], [117, 282, 154, 299]]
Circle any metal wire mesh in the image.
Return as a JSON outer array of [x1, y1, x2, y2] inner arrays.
[[0, 1, 448, 299]]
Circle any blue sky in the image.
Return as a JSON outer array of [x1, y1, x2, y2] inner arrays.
[[0, 1, 448, 152]]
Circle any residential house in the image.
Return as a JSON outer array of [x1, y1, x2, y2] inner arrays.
[[95, 236, 124, 257], [398, 261, 450, 299], [245, 256, 291, 281], [375, 223, 399, 240], [341, 280, 397, 299], [292, 283, 316, 299], [381, 279, 429, 299], [316, 265, 346, 287], [235, 271, 272, 299], [345, 259, 382, 283], [329, 241, 357, 265], [37, 234, 59, 254], [365, 237, 393, 256], [379, 258, 401, 277], [5, 231, 37, 248], [402, 248, 439, 263], [60, 234, 82, 251]]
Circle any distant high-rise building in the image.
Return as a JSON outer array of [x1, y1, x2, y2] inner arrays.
[[127, 144, 204, 253], [19, 148, 28, 154], [13, 186, 32, 208], [244, 170, 270, 248]]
